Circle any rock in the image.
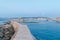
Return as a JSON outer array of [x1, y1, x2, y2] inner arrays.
[[0, 22, 15, 40], [0, 27, 4, 38]]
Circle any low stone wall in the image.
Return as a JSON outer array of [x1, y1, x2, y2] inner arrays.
[[10, 21, 35, 40]]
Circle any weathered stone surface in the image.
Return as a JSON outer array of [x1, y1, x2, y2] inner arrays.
[[10, 21, 35, 40], [0, 22, 15, 40], [0, 27, 4, 38]]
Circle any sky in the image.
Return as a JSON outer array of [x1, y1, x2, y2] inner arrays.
[[0, 0, 60, 18]]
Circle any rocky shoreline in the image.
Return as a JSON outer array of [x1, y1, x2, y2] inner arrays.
[[0, 21, 15, 40], [0, 21, 35, 40]]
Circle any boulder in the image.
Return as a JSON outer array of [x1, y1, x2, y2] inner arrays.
[[0, 22, 15, 40]]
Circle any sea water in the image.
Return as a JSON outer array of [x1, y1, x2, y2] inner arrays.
[[24, 21, 60, 40]]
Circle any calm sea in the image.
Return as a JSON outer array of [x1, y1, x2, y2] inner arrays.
[[0, 19, 60, 40], [24, 21, 60, 40]]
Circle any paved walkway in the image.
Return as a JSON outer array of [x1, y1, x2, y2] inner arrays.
[[10, 21, 35, 40]]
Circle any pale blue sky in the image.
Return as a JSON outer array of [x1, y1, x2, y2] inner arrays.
[[0, 0, 60, 18]]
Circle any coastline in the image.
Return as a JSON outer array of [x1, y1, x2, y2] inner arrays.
[[0, 17, 60, 40]]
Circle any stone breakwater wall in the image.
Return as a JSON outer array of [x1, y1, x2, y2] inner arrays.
[[10, 21, 36, 40], [0, 21, 36, 40]]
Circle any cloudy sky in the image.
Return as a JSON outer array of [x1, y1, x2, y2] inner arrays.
[[0, 0, 60, 18]]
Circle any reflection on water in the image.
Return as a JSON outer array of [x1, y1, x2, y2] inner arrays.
[[24, 21, 60, 40]]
